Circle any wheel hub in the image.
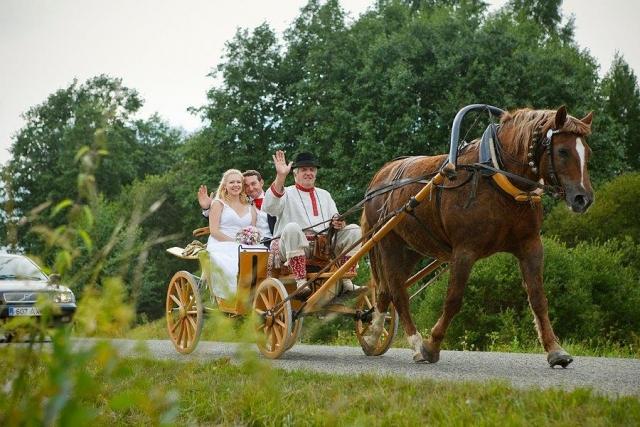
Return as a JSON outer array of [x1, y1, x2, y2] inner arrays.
[[264, 311, 275, 327]]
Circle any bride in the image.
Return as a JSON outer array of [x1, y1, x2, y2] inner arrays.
[[206, 169, 261, 298]]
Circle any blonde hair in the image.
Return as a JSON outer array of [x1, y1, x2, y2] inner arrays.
[[215, 169, 249, 203]]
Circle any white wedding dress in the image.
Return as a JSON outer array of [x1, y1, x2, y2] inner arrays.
[[206, 200, 261, 299]]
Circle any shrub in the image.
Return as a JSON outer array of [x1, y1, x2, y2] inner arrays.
[[544, 173, 640, 245], [411, 237, 640, 350]]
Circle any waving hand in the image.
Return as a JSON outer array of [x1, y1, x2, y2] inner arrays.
[[273, 150, 292, 177]]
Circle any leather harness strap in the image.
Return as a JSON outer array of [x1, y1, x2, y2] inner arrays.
[[369, 157, 453, 255], [473, 122, 569, 203]]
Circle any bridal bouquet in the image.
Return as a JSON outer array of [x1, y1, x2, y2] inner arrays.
[[235, 226, 262, 245]]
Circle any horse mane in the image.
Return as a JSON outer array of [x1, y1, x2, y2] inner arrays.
[[499, 108, 592, 163]]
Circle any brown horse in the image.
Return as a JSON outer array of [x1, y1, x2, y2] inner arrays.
[[361, 106, 593, 367]]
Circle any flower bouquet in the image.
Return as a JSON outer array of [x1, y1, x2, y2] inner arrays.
[[235, 225, 262, 245]]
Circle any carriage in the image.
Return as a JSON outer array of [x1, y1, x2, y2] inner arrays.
[[165, 224, 446, 359], [165, 104, 593, 367]]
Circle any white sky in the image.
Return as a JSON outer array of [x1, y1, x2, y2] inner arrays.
[[1, 0, 638, 166]]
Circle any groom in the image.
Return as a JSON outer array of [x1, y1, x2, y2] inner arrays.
[[198, 170, 274, 243]]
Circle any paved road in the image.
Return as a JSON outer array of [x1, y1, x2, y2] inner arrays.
[[70, 338, 640, 398]]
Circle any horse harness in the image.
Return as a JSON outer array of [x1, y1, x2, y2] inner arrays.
[[362, 120, 566, 214], [352, 123, 571, 252], [470, 123, 565, 203], [268, 126, 566, 255], [364, 157, 453, 254]]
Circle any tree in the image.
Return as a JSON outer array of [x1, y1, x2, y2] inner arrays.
[[507, 0, 565, 36], [193, 0, 602, 212], [7, 75, 181, 252], [196, 23, 284, 181], [10, 76, 138, 210], [600, 54, 640, 170]]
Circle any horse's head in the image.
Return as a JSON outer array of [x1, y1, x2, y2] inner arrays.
[[539, 107, 594, 213], [500, 107, 594, 213]]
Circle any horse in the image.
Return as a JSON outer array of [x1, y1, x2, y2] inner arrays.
[[361, 106, 593, 367]]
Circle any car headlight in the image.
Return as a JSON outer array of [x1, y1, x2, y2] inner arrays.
[[54, 291, 75, 303]]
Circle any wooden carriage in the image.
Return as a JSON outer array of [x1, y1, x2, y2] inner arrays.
[[165, 132, 456, 360], [165, 226, 405, 359]]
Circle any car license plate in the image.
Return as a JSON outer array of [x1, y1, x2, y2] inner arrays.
[[8, 307, 40, 316]]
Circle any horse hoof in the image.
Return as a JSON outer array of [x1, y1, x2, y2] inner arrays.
[[424, 341, 440, 363], [413, 343, 439, 364], [413, 352, 427, 363], [548, 350, 573, 368]]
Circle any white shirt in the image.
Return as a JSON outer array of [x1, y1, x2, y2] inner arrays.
[[263, 184, 338, 236], [253, 191, 272, 239]]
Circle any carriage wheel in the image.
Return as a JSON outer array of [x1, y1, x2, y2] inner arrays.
[[253, 278, 292, 359], [355, 287, 398, 356], [166, 271, 204, 354], [285, 318, 304, 351]]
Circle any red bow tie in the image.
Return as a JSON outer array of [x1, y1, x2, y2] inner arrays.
[[253, 198, 263, 209]]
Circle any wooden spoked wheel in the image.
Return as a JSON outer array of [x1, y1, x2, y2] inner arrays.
[[355, 287, 398, 356], [253, 278, 292, 359], [285, 318, 303, 351], [166, 271, 203, 354]]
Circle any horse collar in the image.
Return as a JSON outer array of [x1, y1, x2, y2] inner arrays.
[[477, 123, 544, 203]]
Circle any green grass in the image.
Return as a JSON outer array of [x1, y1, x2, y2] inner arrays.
[[1, 345, 638, 426]]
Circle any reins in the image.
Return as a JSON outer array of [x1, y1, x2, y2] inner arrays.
[[260, 172, 436, 245]]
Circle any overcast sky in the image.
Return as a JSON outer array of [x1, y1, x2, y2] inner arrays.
[[1, 0, 638, 166]]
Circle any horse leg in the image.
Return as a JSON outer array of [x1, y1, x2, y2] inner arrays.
[[387, 273, 429, 362], [365, 235, 425, 361], [425, 251, 475, 363], [363, 290, 391, 348], [517, 240, 573, 368]]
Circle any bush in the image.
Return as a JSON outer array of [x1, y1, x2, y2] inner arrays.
[[544, 173, 640, 245], [411, 237, 640, 350]]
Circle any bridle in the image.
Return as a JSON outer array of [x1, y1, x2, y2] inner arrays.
[[526, 127, 565, 199]]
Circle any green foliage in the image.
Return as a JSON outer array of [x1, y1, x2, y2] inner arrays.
[[191, 0, 605, 212], [601, 54, 640, 170], [0, 334, 179, 426], [507, 0, 566, 35], [411, 237, 640, 350], [106, 172, 204, 318], [7, 75, 181, 255], [544, 173, 640, 245], [0, 139, 180, 425]]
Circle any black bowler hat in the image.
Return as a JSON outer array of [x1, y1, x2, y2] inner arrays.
[[292, 152, 321, 168]]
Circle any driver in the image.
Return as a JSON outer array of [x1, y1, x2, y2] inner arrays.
[[263, 151, 362, 297]]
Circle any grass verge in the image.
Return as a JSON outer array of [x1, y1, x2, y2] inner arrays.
[[1, 344, 638, 426]]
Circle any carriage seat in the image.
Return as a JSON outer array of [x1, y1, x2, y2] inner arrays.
[[190, 226, 349, 274]]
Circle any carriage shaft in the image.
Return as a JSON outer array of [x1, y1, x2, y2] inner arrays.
[[303, 173, 445, 313], [404, 260, 445, 289]]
